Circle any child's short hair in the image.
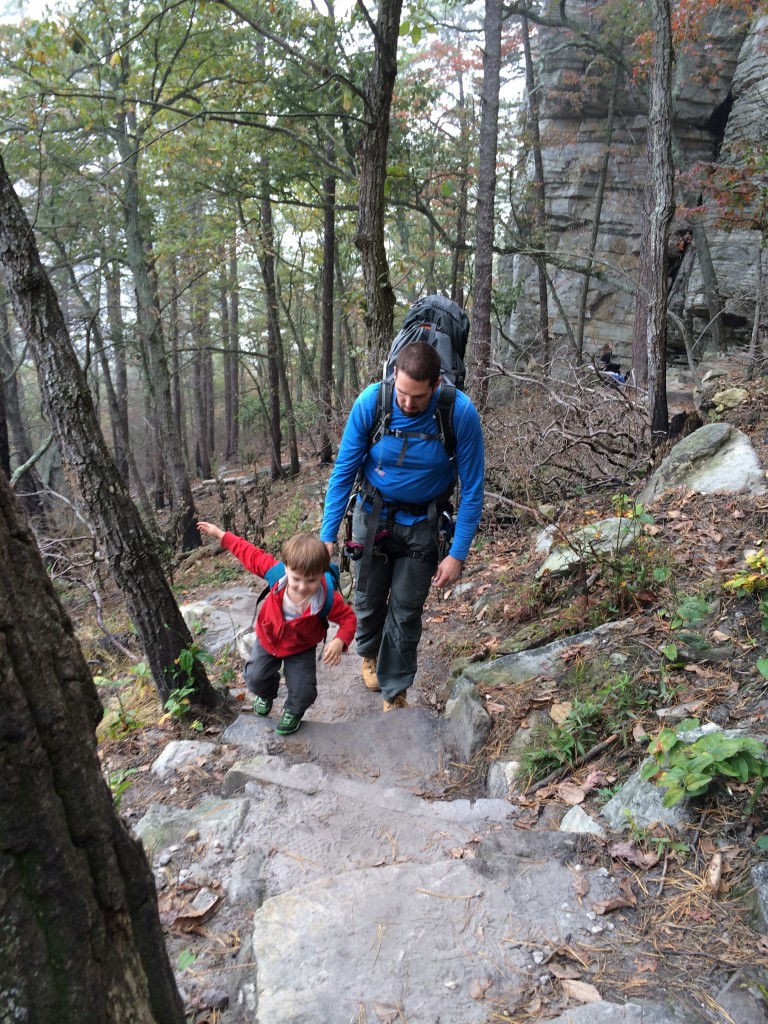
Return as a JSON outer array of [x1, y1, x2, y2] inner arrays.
[[281, 533, 330, 577]]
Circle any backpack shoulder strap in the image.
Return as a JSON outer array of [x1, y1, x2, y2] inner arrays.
[[256, 560, 286, 609], [264, 561, 286, 587], [435, 384, 457, 460], [320, 563, 341, 619], [368, 380, 392, 450]]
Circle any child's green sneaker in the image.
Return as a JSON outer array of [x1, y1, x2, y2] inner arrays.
[[275, 710, 303, 735], [252, 696, 273, 717]]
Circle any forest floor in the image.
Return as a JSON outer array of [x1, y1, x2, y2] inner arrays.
[[64, 362, 768, 1022]]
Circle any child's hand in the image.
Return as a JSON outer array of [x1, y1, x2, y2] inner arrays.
[[322, 637, 344, 667], [197, 521, 224, 541]]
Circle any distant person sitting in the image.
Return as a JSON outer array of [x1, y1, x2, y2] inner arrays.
[[598, 344, 621, 373]]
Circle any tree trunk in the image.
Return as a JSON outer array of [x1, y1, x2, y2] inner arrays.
[[219, 243, 235, 461], [0, 286, 48, 520], [319, 158, 336, 466], [472, 0, 503, 404], [354, 0, 403, 363], [451, 76, 470, 311], [228, 238, 240, 458], [104, 254, 131, 486], [747, 239, 765, 379], [116, 117, 200, 549], [0, 343, 8, 477], [258, 162, 285, 481], [0, 152, 218, 707], [335, 252, 360, 396], [192, 285, 212, 480], [633, 0, 674, 436], [0, 468, 185, 1024], [521, 12, 550, 369]]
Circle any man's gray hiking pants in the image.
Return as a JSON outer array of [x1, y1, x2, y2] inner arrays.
[[352, 504, 438, 701]]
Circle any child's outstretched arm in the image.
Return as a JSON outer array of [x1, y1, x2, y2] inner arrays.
[[322, 637, 345, 667], [198, 521, 224, 542]]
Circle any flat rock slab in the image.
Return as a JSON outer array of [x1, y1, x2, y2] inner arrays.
[[223, 707, 445, 791], [250, 832, 618, 1024]]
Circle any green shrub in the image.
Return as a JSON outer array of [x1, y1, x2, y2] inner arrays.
[[640, 718, 768, 809]]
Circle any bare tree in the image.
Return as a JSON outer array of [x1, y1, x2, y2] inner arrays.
[[0, 464, 185, 1024], [354, 0, 403, 363], [632, 0, 674, 436], [472, 0, 504, 404], [0, 152, 219, 707]]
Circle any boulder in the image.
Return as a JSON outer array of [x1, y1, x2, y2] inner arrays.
[[639, 422, 766, 504]]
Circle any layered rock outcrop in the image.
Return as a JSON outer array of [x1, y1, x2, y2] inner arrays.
[[503, 3, 766, 371]]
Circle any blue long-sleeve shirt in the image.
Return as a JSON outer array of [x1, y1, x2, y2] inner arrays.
[[321, 383, 484, 561]]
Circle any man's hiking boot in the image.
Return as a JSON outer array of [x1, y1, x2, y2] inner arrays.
[[275, 710, 303, 735], [252, 696, 273, 717], [383, 692, 408, 711], [361, 657, 380, 692]]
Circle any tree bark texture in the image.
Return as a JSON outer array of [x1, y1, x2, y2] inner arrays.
[[633, 0, 674, 435], [472, 0, 503, 404], [0, 153, 218, 707], [354, 0, 403, 364], [0, 469, 185, 1024]]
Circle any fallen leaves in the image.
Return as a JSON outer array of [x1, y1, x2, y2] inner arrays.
[[560, 979, 602, 1004], [468, 975, 494, 1000], [609, 840, 660, 869], [159, 886, 223, 933]]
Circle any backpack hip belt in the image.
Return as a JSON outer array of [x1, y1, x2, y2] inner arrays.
[[354, 480, 453, 593]]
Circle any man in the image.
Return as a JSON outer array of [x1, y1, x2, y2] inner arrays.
[[321, 341, 484, 710]]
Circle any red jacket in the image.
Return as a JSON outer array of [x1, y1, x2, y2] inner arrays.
[[221, 532, 357, 658]]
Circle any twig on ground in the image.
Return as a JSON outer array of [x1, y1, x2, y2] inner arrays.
[[523, 733, 619, 796]]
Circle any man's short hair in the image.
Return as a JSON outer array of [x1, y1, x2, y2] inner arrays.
[[395, 341, 442, 385], [282, 533, 330, 577]]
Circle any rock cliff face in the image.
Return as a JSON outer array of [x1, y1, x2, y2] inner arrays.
[[503, 3, 766, 373]]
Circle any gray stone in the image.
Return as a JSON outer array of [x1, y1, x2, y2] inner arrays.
[[537, 517, 643, 577], [601, 769, 692, 831], [714, 967, 768, 1024], [639, 423, 767, 504], [462, 619, 633, 688], [442, 680, 492, 762], [751, 862, 768, 932], [486, 758, 523, 799], [179, 587, 258, 655], [560, 805, 608, 839], [151, 739, 218, 779], [134, 796, 250, 863], [245, 835, 616, 1024], [712, 386, 749, 409]]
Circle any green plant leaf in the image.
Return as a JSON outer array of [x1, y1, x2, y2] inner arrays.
[[757, 658, 768, 680], [675, 596, 712, 625]]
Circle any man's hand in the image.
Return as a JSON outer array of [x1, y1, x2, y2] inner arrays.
[[322, 637, 344, 666], [324, 541, 335, 559], [432, 554, 463, 588]]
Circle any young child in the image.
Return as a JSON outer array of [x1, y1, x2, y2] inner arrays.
[[197, 522, 357, 735]]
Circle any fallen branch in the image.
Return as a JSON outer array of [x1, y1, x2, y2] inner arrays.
[[523, 733, 619, 796]]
